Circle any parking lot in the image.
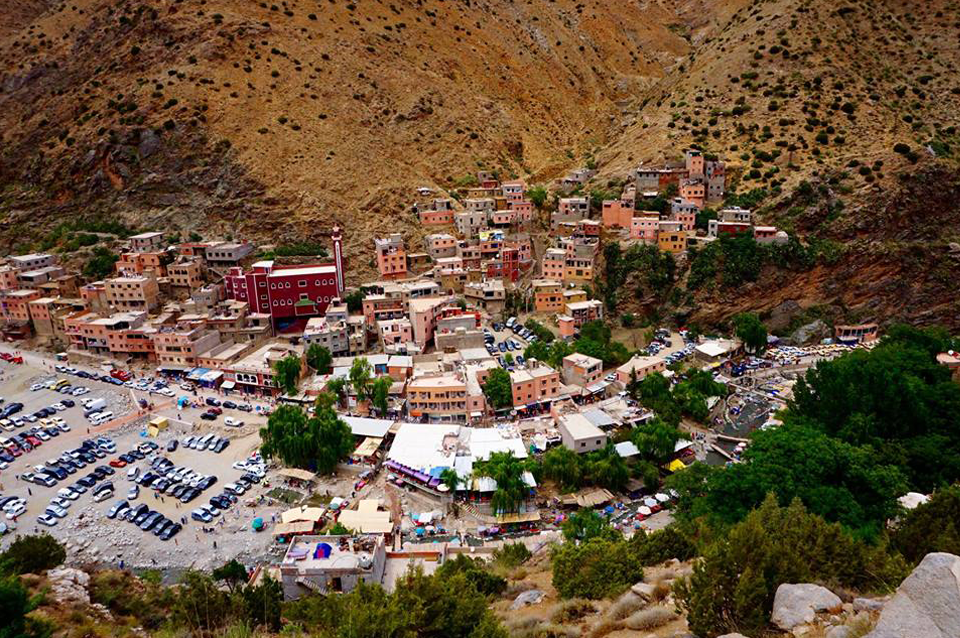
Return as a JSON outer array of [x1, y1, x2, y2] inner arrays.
[[484, 318, 534, 370], [0, 354, 285, 572]]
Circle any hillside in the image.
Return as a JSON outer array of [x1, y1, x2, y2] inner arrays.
[[1, 0, 959, 328]]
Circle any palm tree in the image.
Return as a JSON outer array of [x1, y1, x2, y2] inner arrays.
[[440, 468, 460, 493]]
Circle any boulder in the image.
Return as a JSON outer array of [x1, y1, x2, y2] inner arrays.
[[852, 597, 884, 612], [631, 582, 657, 599], [825, 627, 852, 638], [865, 552, 960, 638], [771, 583, 842, 630], [510, 589, 545, 610], [47, 567, 90, 605]]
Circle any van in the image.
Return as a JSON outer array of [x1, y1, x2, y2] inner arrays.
[[92, 411, 114, 425], [198, 433, 215, 448], [83, 399, 107, 416]]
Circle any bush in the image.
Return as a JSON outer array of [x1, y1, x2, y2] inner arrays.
[[675, 496, 907, 637], [623, 606, 676, 631], [436, 554, 506, 596], [606, 591, 645, 620], [492, 542, 532, 569], [631, 527, 697, 566], [892, 486, 960, 564], [552, 537, 643, 599], [0, 534, 65, 575], [551, 598, 596, 623]]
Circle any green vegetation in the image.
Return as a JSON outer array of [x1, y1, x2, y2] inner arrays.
[[344, 290, 364, 313], [82, 247, 119, 280], [349, 357, 372, 402], [892, 486, 960, 564], [370, 375, 392, 416], [528, 185, 548, 209], [552, 536, 643, 599], [574, 320, 630, 367], [788, 325, 960, 492], [260, 241, 329, 259], [628, 370, 726, 427], [676, 496, 906, 637], [306, 343, 333, 373], [541, 441, 631, 493], [481, 367, 514, 410], [523, 318, 555, 343], [272, 354, 302, 396], [732, 312, 767, 354], [285, 566, 506, 638], [472, 451, 535, 514], [1, 534, 66, 576], [259, 398, 354, 474], [561, 508, 619, 542], [600, 242, 676, 311]]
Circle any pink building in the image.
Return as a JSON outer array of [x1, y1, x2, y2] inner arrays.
[[679, 179, 706, 209], [542, 248, 566, 280], [418, 208, 454, 225], [378, 318, 414, 351], [375, 234, 408, 280], [510, 200, 534, 224], [630, 215, 660, 243], [501, 180, 526, 202], [602, 200, 634, 228]]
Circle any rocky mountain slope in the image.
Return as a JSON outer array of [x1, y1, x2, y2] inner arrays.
[[1, 0, 959, 328]]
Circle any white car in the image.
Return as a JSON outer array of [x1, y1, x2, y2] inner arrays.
[[127, 485, 139, 499], [5, 503, 26, 519], [224, 417, 244, 427], [72, 387, 89, 396], [2, 498, 25, 513], [93, 490, 113, 503], [50, 497, 72, 509], [158, 388, 175, 397], [37, 513, 58, 527], [45, 504, 69, 519], [30, 384, 43, 391], [57, 488, 80, 501], [127, 466, 139, 480]]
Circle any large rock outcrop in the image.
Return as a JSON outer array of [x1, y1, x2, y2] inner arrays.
[[865, 552, 960, 638], [771, 583, 842, 630]]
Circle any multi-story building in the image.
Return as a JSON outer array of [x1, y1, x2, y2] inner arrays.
[[302, 302, 366, 356], [115, 252, 170, 278], [552, 197, 589, 228], [409, 296, 454, 347], [360, 280, 441, 325], [707, 220, 752, 238], [378, 318, 415, 353], [509, 200, 535, 224], [678, 179, 706, 209], [0, 266, 19, 291], [532, 279, 564, 313], [223, 342, 305, 397], [562, 353, 604, 387], [630, 214, 660, 244], [509, 363, 560, 408], [65, 311, 156, 360], [105, 274, 161, 312], [541, 248, 566, 281], [564, 299, 603, 328], [670, 198, 699, 231], [754, 226, 788, 245], [601, 199, 635, 229], [224, 251, 344, 329], [374, 234, 407, 280], [8, 253, 56, 271], [455, 209, 489, 238], [616, 355, 667, 384], [128, 232, 166, 252], [17, 266, 65, 288], [168, 260, 204, 289], [501, 180, 526, 202], [464, 279, 505, 314], [424, 233, 458, 260], [204, 242, 255, 265], [558, 413, 608, 454], [79, 281, 110, 314], [407, 374, 468, 422], [657, 221, 687, 254], [153, 325, 221, 368], [719, 206, 752, 224]]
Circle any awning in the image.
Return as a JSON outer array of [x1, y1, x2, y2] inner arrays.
[[496, 511, 540, 525], [277, 468, 317, 482], [156, 364, 190, 373], [272, 521, 315, 536], [200, 370, 223, 383], [280, 506, 326, 524], [221, 380, 236, 390], [186, 367, 210, 381], [352, 437, 383, 459]]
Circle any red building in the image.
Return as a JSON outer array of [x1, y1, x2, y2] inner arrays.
[[223, 230, 345, 330]]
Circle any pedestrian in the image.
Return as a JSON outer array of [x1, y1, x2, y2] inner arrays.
[[27, 488, 31, 496], [213, 540, 217, 549]]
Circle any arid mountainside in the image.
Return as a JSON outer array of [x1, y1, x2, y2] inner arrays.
[[1, 0, 959, 328]]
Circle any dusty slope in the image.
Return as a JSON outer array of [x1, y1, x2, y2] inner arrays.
[[0, 0, 706, 265]]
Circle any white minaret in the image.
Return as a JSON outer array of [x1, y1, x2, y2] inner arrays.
[[332, 226, 344, 295]]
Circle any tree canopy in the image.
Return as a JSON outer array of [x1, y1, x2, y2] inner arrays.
[[349, 357, 373, 402], [306, 343, 333, 373], [787, 324, 960, 492], [472, 452, 534, 514], [733, 312, 768, 354], [481, 368, 513, 410], [272, 355, 302, 396], [370, 376, 392, 416], [259, 402, 354, 474], [892, 485, 960, 564]]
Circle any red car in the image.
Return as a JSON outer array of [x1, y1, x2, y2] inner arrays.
[[5, 445, 21, 457], [0, 353, 11, 361], [207, 407, 223, 415], [109, 459, 127, 468], [25, 436, 42, 447]]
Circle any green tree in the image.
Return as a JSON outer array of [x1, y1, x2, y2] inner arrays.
[[541, 445, 582, 491], [349, 357, 373, 402], [630, 526, 697, 566], [240, 576, 283, 631], [788, 325, 960, 492], [440, 467, 460, 492], [0, 534, 65, 575], [172, 571, 233, 632], [325, 377, 347, 407], [582, 443, 630, 492], [630, 418, 687, 467], [82, 247, 119, 280], [482, 368, 514, 410], [561, 509, 618, 542], [733, 312, 768, 355], [272, 354, 302, 396], [473, 452, 532, 514], [892, 486, 960, 564], [370, 375, 392, 416], [675, 496, 906, 637], [551, 536, 643, 599], [344, 290, 364, 313], [259, 403, 354, 474], [528, 185, 548, 209], [212, 560, 248, 593], [0, 575, 49, 638], [435, 555, 506, 596], [306, 343, 333, 373]]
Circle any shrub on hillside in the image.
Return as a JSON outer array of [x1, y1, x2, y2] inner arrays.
[[552, 537, 643, 600]]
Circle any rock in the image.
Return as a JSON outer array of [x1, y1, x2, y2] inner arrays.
[[631, 582, 657, 599], [853, 597, 885, 612], [865, 552, 960, 638], [138, 130, 161, 158], [510, 589, 545, 610], [772, 583, 842, 630], [717, 634, 749, 638], [790, 319, 830, 345], [826, 627, 852, 638], [47, 567, 90, 605]]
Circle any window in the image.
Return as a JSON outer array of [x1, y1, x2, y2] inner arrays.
[[298, 280, 307, 287], [260, 294, 267, 300], [300, 293, 308, 300], [259, 281, 266, 287], [272, 300, 278, 307]]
